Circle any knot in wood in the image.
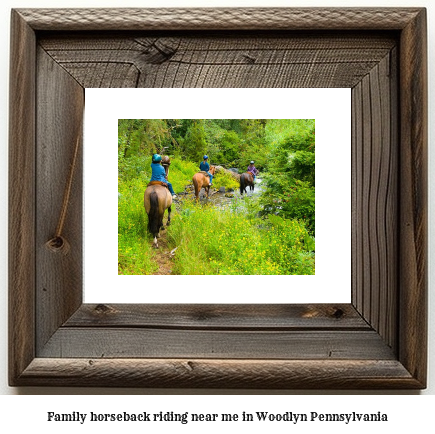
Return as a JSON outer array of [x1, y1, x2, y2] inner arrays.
[[332, 308, 345, 319], [45, 236, 70, 255], [94, 304, 116, 315]]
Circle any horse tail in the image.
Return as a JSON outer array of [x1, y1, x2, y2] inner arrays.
[[147, 191, 161, 235], [240, 174, 245, 194]]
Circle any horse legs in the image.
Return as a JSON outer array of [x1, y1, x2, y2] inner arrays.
[[196, 182, 203, 200], [166, 206, 171, 226], [153, 219, 163, 248], [193, 178, 200, 201]]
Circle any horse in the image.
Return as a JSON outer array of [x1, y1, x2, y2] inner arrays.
[[143, 155, 172, 248], [240, 172, 254, 195], [144, 184, 172, 248], [192, 165, 216, 200]]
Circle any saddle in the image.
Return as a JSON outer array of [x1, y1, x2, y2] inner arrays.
[[199, 171, 210, 176], [148, 181, 168, 188]]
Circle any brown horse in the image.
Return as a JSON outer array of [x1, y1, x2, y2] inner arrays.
[[192, 166, 216, 200], [144, 156, 172, 248], [144, 184, 172, 248], [240, 172, 254, 195]]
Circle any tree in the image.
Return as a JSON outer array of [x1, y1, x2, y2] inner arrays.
[[260, 119, 315, 234], [217, 130, 240, 166], [118, 119, 171, 158], [182, 120, 207, 162]]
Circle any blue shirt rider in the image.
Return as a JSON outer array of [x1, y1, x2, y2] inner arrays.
[[199, 155, 213, 185], [150, 154, 177, 197]]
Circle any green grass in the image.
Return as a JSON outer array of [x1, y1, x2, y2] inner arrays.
[[118, 175, 158, 274], [118, 156, 315, 275], [118, 156, 199, 274], [167, 198, 315, 275]]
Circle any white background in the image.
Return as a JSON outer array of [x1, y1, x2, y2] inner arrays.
[[0, 0, 434, 427], [85, 88, 351, 303]]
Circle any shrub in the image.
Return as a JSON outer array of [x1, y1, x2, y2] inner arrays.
[[167, 200, 314, 275], [212, 170, 239, 191]]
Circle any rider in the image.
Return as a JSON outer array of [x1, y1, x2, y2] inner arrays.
[[247, 160, 259, 181], [199, 155, 213, 186], [150, 153, 177, 198]]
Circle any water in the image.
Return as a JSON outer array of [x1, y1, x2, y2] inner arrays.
[[208, 178, 264, 209], [174, 178, 265, 215]]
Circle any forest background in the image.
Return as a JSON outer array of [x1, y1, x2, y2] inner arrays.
[[118, 119, 315, 275]]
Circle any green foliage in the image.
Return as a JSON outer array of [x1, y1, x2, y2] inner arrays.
[[261, 181, 315, 233], [238, 119, 267, 170], [118, 119, 172, 158], [118, 118, 288, 174], [260, 119, 315, 234], [202, 120, 226, 162], [212, 170, 239, 191], [216, 130, 240, 166], [181, 120, 207, 162], [167, 200, 314, 275], [166, 158, 198, 193], [118, 118, 316, 275], [118, 153, 150, 183], [118, 157, 199, 274], [118, 176, 158, 275], [287, 151, 315, 185]]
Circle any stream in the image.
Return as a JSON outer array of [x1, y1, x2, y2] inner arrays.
[[178, 177, 265, 209]]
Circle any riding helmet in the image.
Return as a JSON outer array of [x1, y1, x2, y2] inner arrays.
[[250, 160, 255, 164], [203, 155, 208, 160], [152, 153, 162, 163]]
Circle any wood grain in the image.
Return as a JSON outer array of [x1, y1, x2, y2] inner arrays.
[[17, 358, 420, 389], [16, 8, 422, 31], [351, 51, 398, 351], [65, 304, 369, 330], [8, 10, 36, 387], [39, 33, 396, 89], [35, 47, 84, 353], [38, 328, 395, 360], [398, 8, 428, 386]]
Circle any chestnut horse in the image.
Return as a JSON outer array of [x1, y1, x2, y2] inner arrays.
[[143, 156, 172, 248], [240, 172, 254, 195], [192, 166, 216, 200]]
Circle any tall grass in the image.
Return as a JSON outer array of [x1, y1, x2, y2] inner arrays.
[[118, 175, 158, 274], [118, 156, 206, 274], [119, 156, 315, 275], [167, 198, 314, 275]]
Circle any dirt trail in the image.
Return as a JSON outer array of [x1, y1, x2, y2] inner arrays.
[[151, 229, 175, 275]]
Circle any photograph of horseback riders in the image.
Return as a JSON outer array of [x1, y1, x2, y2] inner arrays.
[[118, 119, 315, 275]]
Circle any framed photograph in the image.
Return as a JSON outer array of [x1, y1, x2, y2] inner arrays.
[[87, 88, 350, 303], [9, 8, 427, 388]]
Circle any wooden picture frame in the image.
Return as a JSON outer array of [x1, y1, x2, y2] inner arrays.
[[9, 8, 427, 389]]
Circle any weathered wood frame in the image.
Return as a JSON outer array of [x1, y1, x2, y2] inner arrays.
[[9, 8, 427, 389]]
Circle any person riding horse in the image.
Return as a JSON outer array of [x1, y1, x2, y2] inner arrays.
[[199, 155, 213, 186], [247, 160, 259, 181], [150, 153, 177, 198]]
